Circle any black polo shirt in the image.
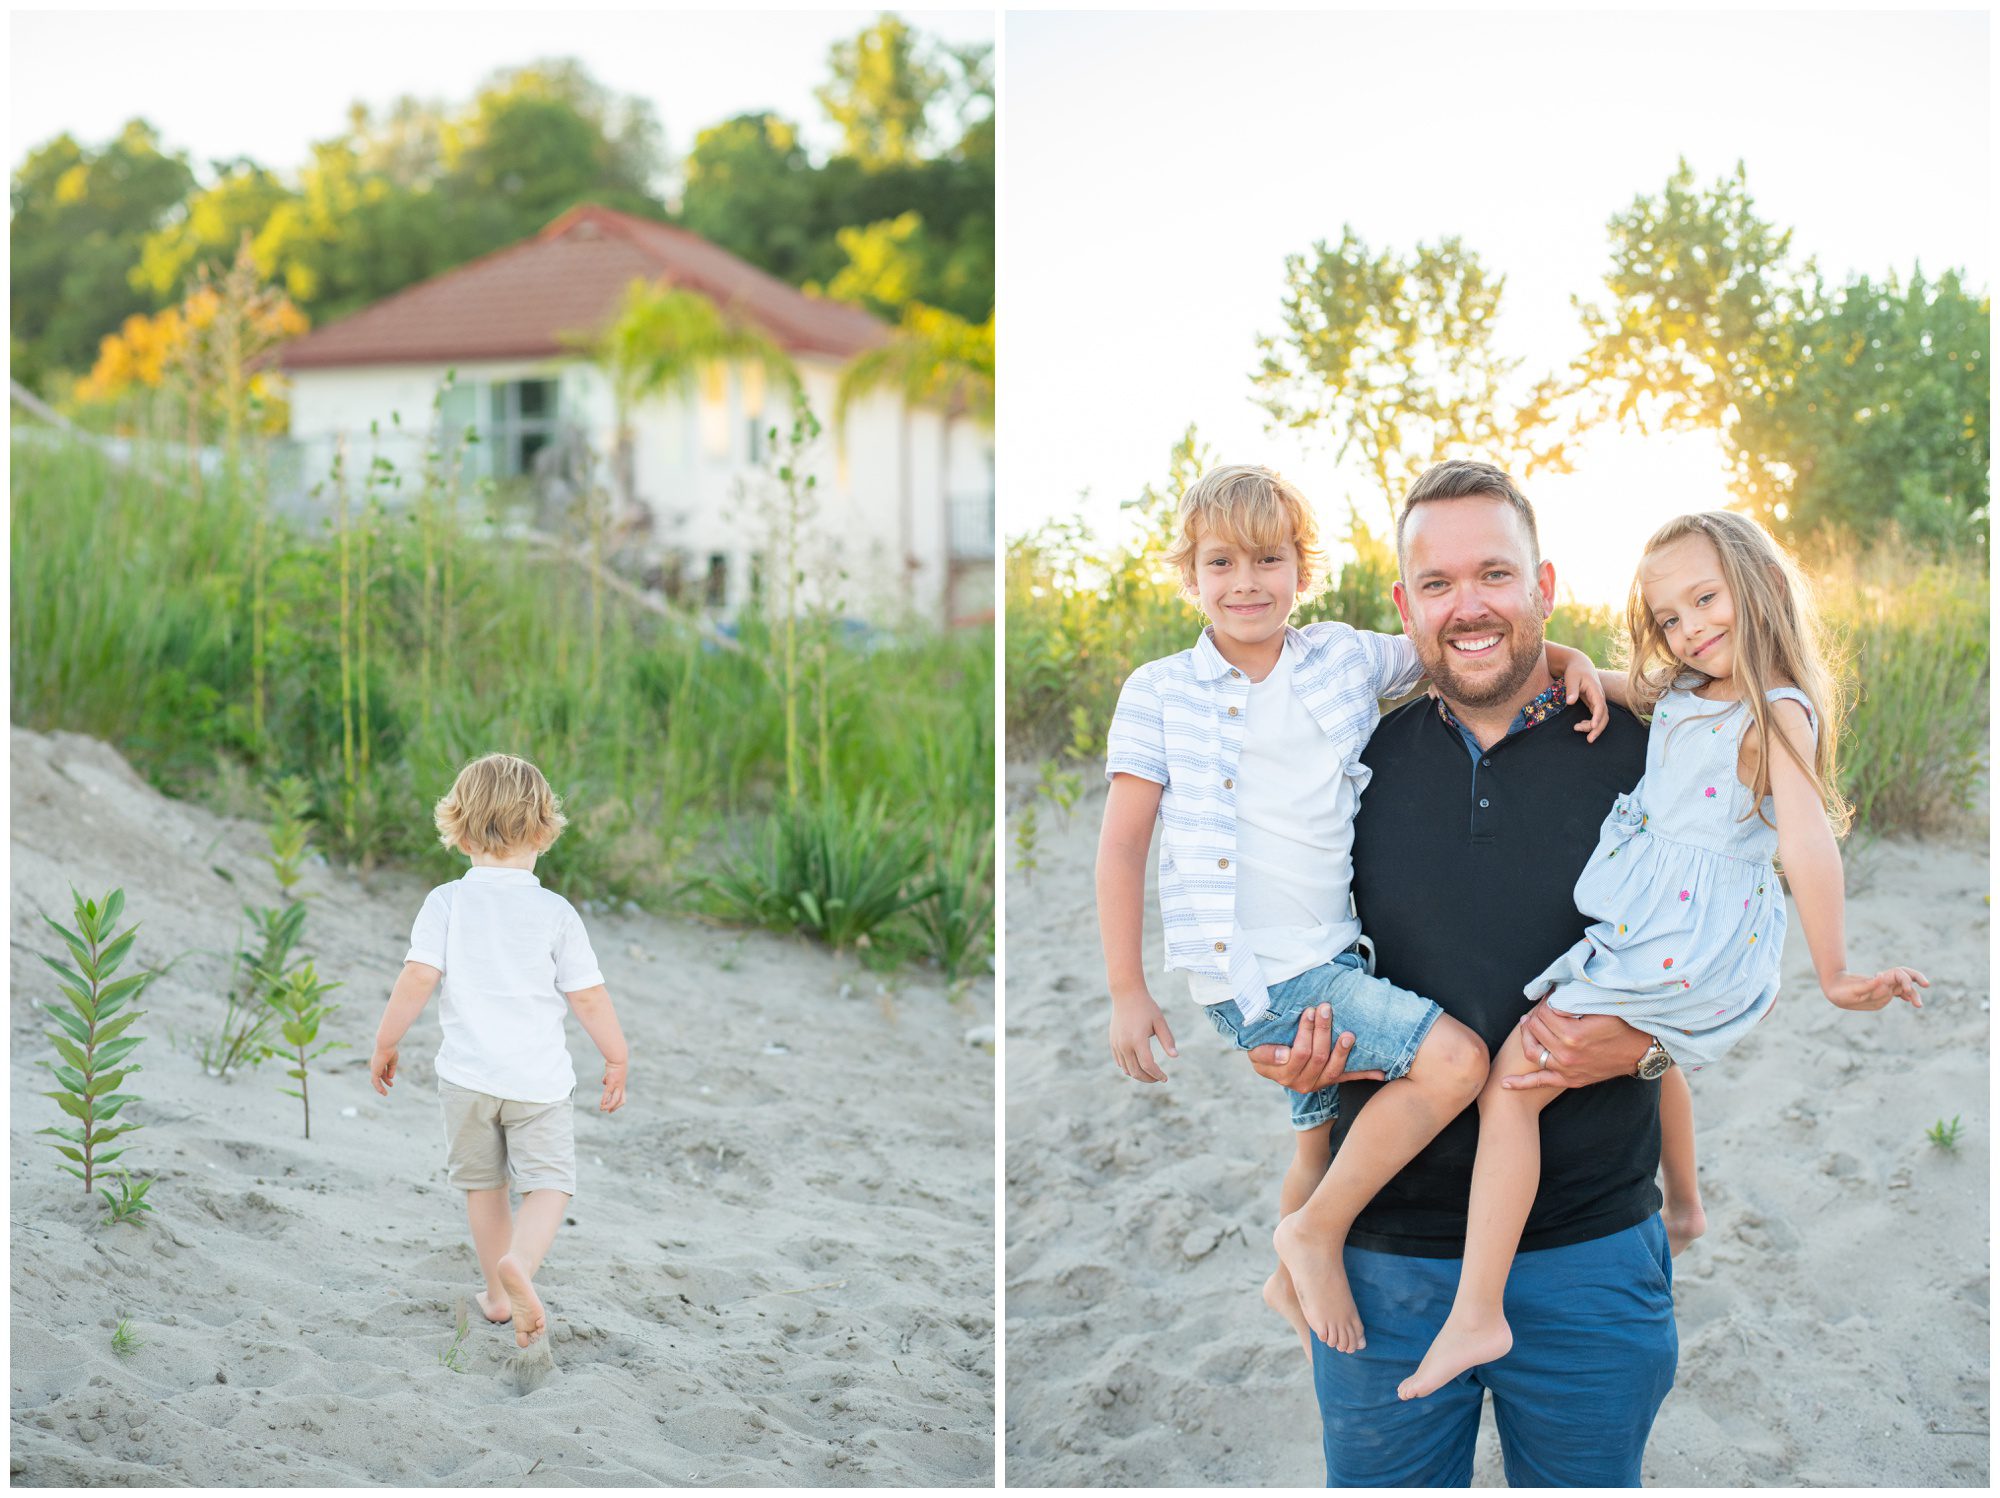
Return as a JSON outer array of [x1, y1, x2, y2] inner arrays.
[[1338, 695, 1660, 1257]]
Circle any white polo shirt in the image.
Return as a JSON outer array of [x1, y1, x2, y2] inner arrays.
[[406, 867, 605, 1104]]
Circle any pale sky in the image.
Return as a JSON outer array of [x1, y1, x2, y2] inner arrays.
[[1004, 9, 1991, 604], [9, 8, 994, 185]]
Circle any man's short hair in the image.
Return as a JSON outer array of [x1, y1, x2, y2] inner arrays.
[[1395, 461, 1540, 570]]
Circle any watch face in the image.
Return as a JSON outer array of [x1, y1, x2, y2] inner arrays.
[[1639, 1051, 1671, 1080]]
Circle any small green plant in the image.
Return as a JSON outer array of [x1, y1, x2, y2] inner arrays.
[[1013, 801, 1041, 882], [98, 1169, 155, 1227], [437, 1302, 471, 1372], [202, 901, 306, 1077], [264, 962, 343, 1140], [111, 1318, 141, 1358], [706, 793, 932, 951], [1066, 703, 1102, 763], [1927, 1114, 1965, 1152], [38, 888, 154, 1194], [1037, 759, 1084, 822], [262, 774, 316, 897], [913, 815, 995, 983]]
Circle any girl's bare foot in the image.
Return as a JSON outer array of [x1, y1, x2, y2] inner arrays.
[[1664, 1199, 1707, 1256], [1262, 1267, 1314, 1360], [495, 1254, 546, 1348], [1273, 1212, 1366, 1354], [475, 1288, 512, 1324], [1397, 1310, 1512, 1400]]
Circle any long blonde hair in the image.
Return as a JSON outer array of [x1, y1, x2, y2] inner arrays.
[[1624, 511, 1851, 836]]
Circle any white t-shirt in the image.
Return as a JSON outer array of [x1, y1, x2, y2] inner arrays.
[[405, 866, 604, 1103], [1188, 644, 1361, 1005]]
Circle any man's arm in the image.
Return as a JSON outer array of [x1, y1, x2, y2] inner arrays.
[[1507, 999, 1651, 1089], [1098, 773, 1178, 1081]]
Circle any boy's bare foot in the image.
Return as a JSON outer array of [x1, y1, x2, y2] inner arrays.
[[1262, 1267, 1314, 1360], [1397, 1311, 1512, 1401], [495, 1254, 546, 1348], [1273, 1212, 1365, 1354], [1664, 1199, 1707, 1257], [476, 1288, 513, 1324]]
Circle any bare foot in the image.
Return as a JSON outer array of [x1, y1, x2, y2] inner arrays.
[[475, 1288, 512, 1324], [495, 1254, 546, 1348], [1397, 1311, 1512, 1401], [1664, 1199, 1707, 1257], [1263, 1267, 1313, 1360], [1273, 1212, 1365, 1354]]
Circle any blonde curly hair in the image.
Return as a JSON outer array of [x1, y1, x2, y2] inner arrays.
[[433, 753, 568, 856], [1163, 464, 1329, 605]]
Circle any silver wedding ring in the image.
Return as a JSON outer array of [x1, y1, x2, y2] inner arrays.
[[1539, 1047, 1552, 1070]]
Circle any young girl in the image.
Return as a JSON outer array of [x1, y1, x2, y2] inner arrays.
[[1397, 510, 1929, 1402]]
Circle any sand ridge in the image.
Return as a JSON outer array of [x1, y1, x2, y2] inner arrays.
[[1004, 767, 1988, 1487], [10, 728, 994, 1486]]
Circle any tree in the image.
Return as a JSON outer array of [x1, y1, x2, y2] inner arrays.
[[589, 279, 799, 521], [1568, 159, 1989, 547], [1252, 226, 1527, 530], [677, 112, 829, 287], [10, 120, 196, 392], [816, 15, 951, 169], [131, 160, 295, 301]]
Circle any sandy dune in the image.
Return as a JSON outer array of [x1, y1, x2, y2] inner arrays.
[[1004, 767, 1988, 1487], [10, 728, 994, 1486]]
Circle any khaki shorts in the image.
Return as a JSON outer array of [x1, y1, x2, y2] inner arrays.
[[438, 1080, 577, 1195]]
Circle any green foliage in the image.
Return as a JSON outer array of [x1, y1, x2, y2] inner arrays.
[[817, 15, 954, 168], [111, 1319, 141, 1357], [912, 814, 995, 982], [263, 775, 316, 897], [438, 1302, 472, 1372], [36, 887, 155, 1194], [704, 792, 933, 951], [1926, 1114, 1965, 1152], [98, 1170, 155, 1228], [264, 962, 343, 1140], [1568, 159, 1989, 547], [9, 120, 197, 391], [1253, 226, 1542, 530], [1012, 801, 1041, 882]]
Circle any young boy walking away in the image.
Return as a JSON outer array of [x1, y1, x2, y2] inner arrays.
[[1099, 465, 1607, 1356], [370, 753, 629, 1349]]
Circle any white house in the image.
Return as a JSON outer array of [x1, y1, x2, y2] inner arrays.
[[278, 204, 993, 627]]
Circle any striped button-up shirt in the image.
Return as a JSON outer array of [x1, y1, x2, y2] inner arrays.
[[1105, 621, 1423, 1021]]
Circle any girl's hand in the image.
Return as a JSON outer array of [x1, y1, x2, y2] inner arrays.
[[600, 1058, 627, 1113], [1824, 967, 1929, 1012], [1109, 990, 1178, 1082], [369, 1043, 399, 1095], [1559, 659, 1610, 742]]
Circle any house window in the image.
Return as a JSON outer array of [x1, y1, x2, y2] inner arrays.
[[704, 553, 730, 609], [488, 378, 561, 478], [747, 418, 765, 464]]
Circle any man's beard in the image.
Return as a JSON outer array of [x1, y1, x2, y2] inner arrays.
[[1418, 615, 1545, 709]]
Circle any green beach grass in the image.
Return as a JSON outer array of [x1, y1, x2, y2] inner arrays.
[[12, 429, 994, 972]]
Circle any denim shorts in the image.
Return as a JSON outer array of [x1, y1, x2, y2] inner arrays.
[[1203, 951, 1442, 1131]]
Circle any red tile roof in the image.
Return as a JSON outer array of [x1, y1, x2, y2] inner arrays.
[[279, 204, 889, 370]]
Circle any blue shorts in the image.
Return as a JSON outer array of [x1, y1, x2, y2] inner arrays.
[[1203, 952, 1442, 1131], [1315, 1215, 1679, 1487]]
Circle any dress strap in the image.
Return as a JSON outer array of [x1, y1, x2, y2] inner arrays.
[[1763, 686, 1818, 745]]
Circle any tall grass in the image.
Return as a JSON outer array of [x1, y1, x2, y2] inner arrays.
[[1006, 516, 1987, 838], [12, 431, 994, 965]]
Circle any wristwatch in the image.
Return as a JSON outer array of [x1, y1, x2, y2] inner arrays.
[[1633, 1037, 1674, 1081]]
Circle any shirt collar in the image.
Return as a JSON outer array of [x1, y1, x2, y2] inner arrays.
[[1192, 623, 1307, 683], [1435, 680, 1569, 743], [463, 866, 541, 886]]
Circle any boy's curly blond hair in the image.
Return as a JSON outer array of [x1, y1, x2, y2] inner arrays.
[[433, 753, 567, 856], [1162, 464, 1329, 604]]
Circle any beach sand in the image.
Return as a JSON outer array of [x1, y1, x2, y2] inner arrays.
[[1004, 765, 1989, 1487], [10, 727, 994, 1486]]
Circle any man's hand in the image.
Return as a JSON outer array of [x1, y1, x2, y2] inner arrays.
[[369, 1043, 399, 1096], [1505, 997, 1652, 1090], [1824, 966, 1928, 1012], [1110, 991, 1178, 1082], [1245, 1002, 1388, 1094], [599, 1058, 628, 1113]]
